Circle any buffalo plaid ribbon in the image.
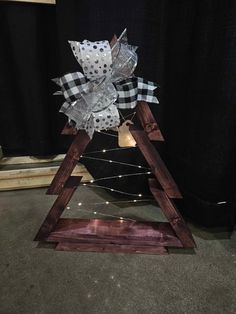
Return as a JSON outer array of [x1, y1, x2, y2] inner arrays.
[[54, 73, 158, 108]]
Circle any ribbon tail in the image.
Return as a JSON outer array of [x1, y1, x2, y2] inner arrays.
[[137, 77, 159, 104]]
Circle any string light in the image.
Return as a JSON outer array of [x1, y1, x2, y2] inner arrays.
[[76, 199, 152, 206], [80, 156, 150, 170], [83, 146, 136, 156], [87, 172, 151, 184], [74, 133, 152, 222], [82, 183, 150, 197], [77, 208, 136, 222]]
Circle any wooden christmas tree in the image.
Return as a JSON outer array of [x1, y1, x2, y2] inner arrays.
[[34, 30, 195, 254]]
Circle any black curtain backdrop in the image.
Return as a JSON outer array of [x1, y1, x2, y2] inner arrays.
[[0, 0, 236, 227]]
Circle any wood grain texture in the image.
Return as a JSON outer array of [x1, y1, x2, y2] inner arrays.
[[0, 164, 92, 191], [46, 218, 183, 247], [61, 123, 78, 135], [130, 126, 182, 198], [136, 101, 164, 141], [149, 178, 196, 248], [47, 130, 90, 195], [34, 176, 82, 241], [55, 242, 168, 255]]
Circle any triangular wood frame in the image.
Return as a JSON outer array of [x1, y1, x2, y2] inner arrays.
[[34, 101, 196, 254]]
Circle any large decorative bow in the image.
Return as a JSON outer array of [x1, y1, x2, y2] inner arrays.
[[54, 29, 159, 138]]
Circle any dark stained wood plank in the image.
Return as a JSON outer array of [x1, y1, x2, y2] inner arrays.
[[136, 101, 164, 141], [56, 242, 168, 254], [47, 130, 90, 195], [46, 218, 183, 247], [34, 176, 82, 241], [149, 178, 196, 248], [110, 34, 118, 48], [130, 126, 182, 198], [61, 122, 78, 135]]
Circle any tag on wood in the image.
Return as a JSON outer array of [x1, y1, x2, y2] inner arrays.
[[118, 120, 136, 147]]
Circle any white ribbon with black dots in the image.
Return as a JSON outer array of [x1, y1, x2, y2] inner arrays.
[[53, 29, 159, 138]]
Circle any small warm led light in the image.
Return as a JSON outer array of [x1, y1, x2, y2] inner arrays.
[[83, 183, 87, 186], [80, 155, 83, 158], [102, 149, 106, 152], [90, 180, 94, 183], [133, 200, 137, 202], [147, 172, 151, 174], [109, 160, 113, 163], [118, 175, 122, 178], [105, 201, 109, 205], [94, 211, 97, 215], [78, 202, 82, 206], [119, 217, 124, 220], [138, 166, 142, 168], [138, 194, 142, 197], [66, 206, 70, 209], [111, 189, 114, 191]]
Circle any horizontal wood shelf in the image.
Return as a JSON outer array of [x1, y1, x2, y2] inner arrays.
[[55, 242, 168, 255], [46, 218, 183, 248]]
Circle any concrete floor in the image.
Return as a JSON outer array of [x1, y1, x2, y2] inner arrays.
[[0, 187, 235, 314]]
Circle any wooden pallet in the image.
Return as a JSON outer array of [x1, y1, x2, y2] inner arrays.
[[34, 101, 196, 254], [0, 156, 92, 191]]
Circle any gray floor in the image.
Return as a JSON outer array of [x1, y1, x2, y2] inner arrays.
[[0, 187, 235, 314]]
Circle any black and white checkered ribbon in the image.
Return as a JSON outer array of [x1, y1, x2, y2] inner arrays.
[[114, 77, 158, 109], [52, 72, 88, 102], [54, 74, 158, 109]]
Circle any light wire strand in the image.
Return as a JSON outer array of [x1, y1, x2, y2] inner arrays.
[[83, 146, 136, 155], [76, 198, 152, 206], [78, 208, 136, 222], [80, 156, 150, 170], [96, 130, 118, 137], [90, 171, 151, 183], [82, 183, 150, 197]]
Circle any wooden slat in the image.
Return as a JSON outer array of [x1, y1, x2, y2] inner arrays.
[[61, 123, 78, 135], [149, 178, 196, 248], [34, 176, 82, 241], [0, 164, 92, 191], [56, 242, 167, 255], [136, 101, 164, 141], [130, 126, 182, 198], [0, 154, 66, 166], [47, 130, 90, 195], [46, 218, 183, 248]]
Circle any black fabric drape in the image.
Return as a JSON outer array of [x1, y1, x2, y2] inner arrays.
[[0, 1, 71, 155], [1, 0, 235, 227]]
